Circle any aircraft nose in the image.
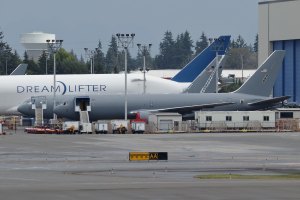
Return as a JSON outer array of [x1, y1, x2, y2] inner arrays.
[[17, 102, 32, 116]]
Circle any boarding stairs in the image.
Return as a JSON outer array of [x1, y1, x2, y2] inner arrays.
[[79, 111, 90, 123], [35, 108, 43, 126]]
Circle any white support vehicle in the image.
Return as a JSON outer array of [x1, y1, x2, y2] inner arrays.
[[62, 121, 79, 134], [111, 120, 128, 134], [131, 121, 145, 134], [79, 122, 92, 134], [94, 121, 108, 134]]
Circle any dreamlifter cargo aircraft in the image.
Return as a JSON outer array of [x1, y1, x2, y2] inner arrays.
[[1, 36, 230, 115], [18, 51, 290, 120]]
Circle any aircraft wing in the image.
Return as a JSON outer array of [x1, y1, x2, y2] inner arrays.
[[139, 102, 235, 115], [248, 96, 291, 107]]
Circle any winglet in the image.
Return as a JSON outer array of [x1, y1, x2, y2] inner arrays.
[[234, 50, 285, 97], [171, 35, 230, 82]]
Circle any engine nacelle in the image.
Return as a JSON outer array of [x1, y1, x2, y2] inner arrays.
[[134, 110, 153, 121]]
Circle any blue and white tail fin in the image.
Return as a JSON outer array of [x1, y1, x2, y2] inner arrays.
[[234, 50, 285, 97], [171, 35, 230, 82], [184, 55, 226, 93]]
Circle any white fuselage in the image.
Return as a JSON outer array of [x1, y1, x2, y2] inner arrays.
[[0, 74, 189, 114]]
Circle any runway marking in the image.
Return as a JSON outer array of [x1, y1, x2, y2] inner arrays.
[[0, 177, 39, 181]]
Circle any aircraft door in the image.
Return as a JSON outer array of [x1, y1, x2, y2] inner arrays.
[[75, 97, 91, 112]]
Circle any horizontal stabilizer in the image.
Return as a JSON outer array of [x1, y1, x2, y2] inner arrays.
[[248, 96, 291, 106], [144, 102, 235, 115]]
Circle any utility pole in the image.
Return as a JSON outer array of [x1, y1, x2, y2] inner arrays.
[[45, 51, 49, 75], [137, 43, 152, 94], [240, 54, 244, 83], [84, 48, 99, 74], [46, 39, 63, 120], [116, 33, 135, 121]]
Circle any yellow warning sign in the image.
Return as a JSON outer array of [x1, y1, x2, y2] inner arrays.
[[129, 152, 168, 161], [129, 152, 149, 161], [149, 153, 158, 160]]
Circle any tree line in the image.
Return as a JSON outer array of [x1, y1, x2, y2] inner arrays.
[[0, 30, 258, 75]]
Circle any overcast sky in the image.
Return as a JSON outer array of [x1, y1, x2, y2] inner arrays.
[[0, 0, 260, 57]]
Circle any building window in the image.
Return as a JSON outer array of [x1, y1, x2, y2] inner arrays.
[[263, 116, 269, 121], [206, 116, 212, 121], [280, 112, 293, 118], [226, 116, 232, 121], [243, 116, 249, 121]]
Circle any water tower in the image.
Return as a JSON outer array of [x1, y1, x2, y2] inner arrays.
[[20, 32, 55, 61]]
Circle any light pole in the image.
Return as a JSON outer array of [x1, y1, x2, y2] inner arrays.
[[84, 48, 99, 74], [45, 51, 49, 75], [240, 54, 244, 83], [46, 39, 63, 120], [5, 57, 7, 75], [137, 43, 152, 94], [116, 33, 135, 121]]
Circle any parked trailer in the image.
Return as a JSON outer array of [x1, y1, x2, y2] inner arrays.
[[131, 121, 145, 134], [111, 120, 128, 134], [62, 121, 79, 134], [25, 127, 64, 134], [94, 121, 108, 134], [79, 122, 92, 134]]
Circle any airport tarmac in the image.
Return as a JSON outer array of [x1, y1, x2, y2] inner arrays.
[[1, 128, 300, 200]]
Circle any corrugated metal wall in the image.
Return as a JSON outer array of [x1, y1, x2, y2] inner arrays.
[[273, 40, 300, 102]]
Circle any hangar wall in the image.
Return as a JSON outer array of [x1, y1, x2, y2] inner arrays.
[[259, 0, 300, 103]]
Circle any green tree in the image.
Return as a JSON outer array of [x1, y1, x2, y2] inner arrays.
[[94, 40, 105, 74], [105, 35, 119, 73], [174, 31, 194, 67], [235, 35, 247, 48], [224, 47, 257, 69], [254, 34, 258, 52], [38, 51, 48, 74], [55, 48, 88, 74], [24, 51, 41, 74], [230, 39, 237, 49], [195, 32, 208, 55], [219, 81, 243, 93], [155, 31, 175, 69], [0, 30, 21, 74], [225, 35, 258, 69]]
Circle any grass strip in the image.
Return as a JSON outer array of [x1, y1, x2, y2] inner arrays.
[[195, 174, 300, 180]]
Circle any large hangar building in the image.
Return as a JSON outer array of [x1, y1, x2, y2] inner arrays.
[[259, 0, 300, 103]]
